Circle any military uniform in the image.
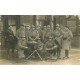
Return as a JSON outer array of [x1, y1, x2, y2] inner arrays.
[[37, 39, 44, 51], [25, 25, 30, 42], [53, 27, 63, 46], [28, 25, 39, 41], [5, 27, 18, 59], [36, 38, 44, 58], [9, 25, 17, 37], [16, 25, 27, 58], [6, 28, 14, 53], [37, 26, 43, 41], [44, 37, 58, 59], [42, 26, 47, 43], [53, 25, 63, 59], [43, 25, 53, 43], [61, 27, 73, 58]]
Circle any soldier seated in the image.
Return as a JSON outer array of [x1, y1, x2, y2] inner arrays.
[[37, 38, 44, 58], [24, 38, 43, 60], [44, 36, 58, 59]]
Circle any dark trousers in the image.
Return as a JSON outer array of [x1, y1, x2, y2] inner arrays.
[[24, 48, 31, 58], [54, 40, 62, 58], [65, 50, 69, 57]]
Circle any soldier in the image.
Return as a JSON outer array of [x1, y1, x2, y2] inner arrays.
[[9, 25, 16, 36], [24, 25, 30, 42], [45, 25, 53, 41], [61, 26, 73, 59], [5, 27, 14, 54], [37, 25, 43, 41], [42, 25, 47, 43], [37, 38, 44, 57], [16, 25, 27, 59], [43, 25, 53, 43], [5, 26, 18, 59], [28, 25, 39, 41], [26, 25, 30, 31], [53, 24, 63, 59], [44, 36, 58, 59]]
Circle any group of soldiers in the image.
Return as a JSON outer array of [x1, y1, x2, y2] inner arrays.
[[6, 23, 73, 60], [15, 24, 73, 60]]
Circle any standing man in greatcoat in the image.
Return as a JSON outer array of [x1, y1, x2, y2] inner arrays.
[[61, 26, 73, 59]]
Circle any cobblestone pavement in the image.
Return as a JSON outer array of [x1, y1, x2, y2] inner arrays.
[[0, 48, 80, 65]]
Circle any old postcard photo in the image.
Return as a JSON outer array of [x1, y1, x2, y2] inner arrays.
[[0, 15, 80, 64], [0, 0, 80, 80]]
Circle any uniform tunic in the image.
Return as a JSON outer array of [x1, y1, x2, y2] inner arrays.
[[53, 28, 63, 47], [16, 27, 27, 58], [60, 27, 73, 58], [28, 29, 39, 41], [44, 39, 57, 58], [43, 29, 53, 43], [37, 40, 44, 51], [44, 40, 57, 51], [61, 27, 73, 50]]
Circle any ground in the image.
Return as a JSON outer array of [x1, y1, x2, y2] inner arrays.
[[0, 48, 80, 65]]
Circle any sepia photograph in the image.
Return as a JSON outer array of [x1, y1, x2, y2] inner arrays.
[[0, 15, 80, 65], [0, 0, 80, 80]]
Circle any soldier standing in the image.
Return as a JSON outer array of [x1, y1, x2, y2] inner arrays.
[[25, 25, 30, 42], [37, 38, 44, 57], [5, 27, 15, 58], [9, 25, 16, 36], [28, 25, 39, 41], [16, 25, 27, 59], [2, 25, 17, 59], [37, 25, 43, 42], [53, 24, 63, 59], [61, 26, 73, 59], [42, 26, 47, 43], [43, 25, 53, 43]]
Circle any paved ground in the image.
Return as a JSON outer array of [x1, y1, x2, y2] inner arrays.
[[0, 48, 80, 65]]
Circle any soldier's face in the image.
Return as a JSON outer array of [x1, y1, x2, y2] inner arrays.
[[60, 26, 64, 29], [21, 26, 23, 28], [49, 38, 52, 41], [21, 26, 25, 30], [44, 26, 46, 30], [56, 26, 60, 29], [27, 26, 30, 29], [47, 27, 51, 30], [38, 39, 41, 42], [38, 27, 40, 29], [32, 27, 35, 30], [44, 28, 46, 30]]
